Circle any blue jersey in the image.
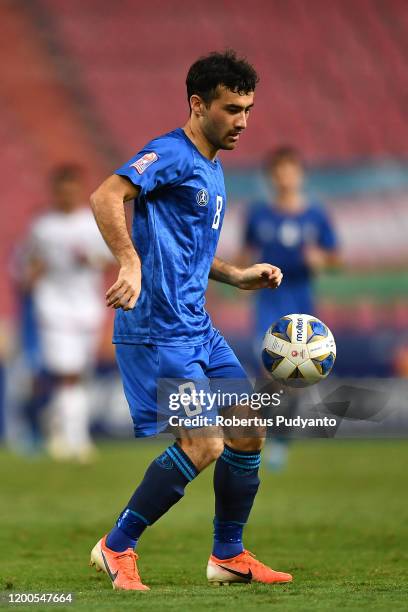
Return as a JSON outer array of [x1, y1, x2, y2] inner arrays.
[[113, 128, 226, 346], [245, 202, 337, 336]]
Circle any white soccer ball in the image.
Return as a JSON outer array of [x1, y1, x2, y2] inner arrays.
[[262, 313, 336, 386]]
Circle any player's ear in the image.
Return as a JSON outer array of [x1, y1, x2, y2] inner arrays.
[[189, 94, 205, 117]]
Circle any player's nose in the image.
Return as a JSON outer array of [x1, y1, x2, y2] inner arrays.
[[235, 111, 247, 130]]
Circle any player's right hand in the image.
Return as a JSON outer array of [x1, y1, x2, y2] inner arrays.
[[106, 264, 141, 310]]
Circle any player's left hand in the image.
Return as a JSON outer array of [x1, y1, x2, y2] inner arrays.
[[238, 263, 283, 290], [303, 245, 326, 272]]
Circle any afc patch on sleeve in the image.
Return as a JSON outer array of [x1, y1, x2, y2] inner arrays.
[[130, 152, 158, 174]]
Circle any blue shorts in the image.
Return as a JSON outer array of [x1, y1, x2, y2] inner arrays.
[[115, 328, 250, 437]]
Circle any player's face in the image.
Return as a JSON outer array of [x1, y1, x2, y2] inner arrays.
[[53, 179, 83, 211], [202, 87, 254, 150], [270, 161, 303, 193]]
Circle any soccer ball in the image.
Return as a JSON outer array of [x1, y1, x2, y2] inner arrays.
[[262, 314, 336, 386]]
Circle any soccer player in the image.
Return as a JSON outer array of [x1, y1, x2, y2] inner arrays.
[[89, 50, 292, 590], [24, 165, 112, 461], [243, 146, 339, 340], [242, 146, 340, 468]]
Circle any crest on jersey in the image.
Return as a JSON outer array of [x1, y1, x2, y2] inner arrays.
[[131, 152, 158, 174], [196, 188, 209, 206]]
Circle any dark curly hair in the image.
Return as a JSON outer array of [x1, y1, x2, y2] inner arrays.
[[186, 49, 259, 109]]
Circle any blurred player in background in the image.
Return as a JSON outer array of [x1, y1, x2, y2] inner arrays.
[[23, 164, 112, 462], [242, 146, 340, 468]]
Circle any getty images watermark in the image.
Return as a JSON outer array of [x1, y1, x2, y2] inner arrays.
[[154, 377, 405, 438], [165, 384, 337, 430]]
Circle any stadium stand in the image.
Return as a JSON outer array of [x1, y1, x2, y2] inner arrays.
[[0, 0, 109, 316], [39, 0, 408, 163]]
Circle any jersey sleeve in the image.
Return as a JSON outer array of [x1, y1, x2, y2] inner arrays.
[[316, 207, 338, 250], [114, 136, 193, 197]]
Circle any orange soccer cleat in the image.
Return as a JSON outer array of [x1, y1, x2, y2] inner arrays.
[[89, 535, 149, 591], [207, 549, 292, 585]]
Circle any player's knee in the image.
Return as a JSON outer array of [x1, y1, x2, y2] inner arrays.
[[227, 436, 265, 453], [206, 438, 224, 462], [178, 437, 223, 470], [196, 438, 224, 466]]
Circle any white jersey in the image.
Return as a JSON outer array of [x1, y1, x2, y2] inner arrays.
[[29, 207, 112, 332]]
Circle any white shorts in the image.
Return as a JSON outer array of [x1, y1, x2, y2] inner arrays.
[[39, 327, 100, 375]]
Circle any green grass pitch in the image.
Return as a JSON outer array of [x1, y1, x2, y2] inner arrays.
[[1, 440, 407, 611]]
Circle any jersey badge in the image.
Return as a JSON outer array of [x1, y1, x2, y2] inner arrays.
[[131, 152, 158, 174], [196, 188, 209, 206]]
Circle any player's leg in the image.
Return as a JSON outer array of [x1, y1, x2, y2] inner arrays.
[[205, 330, 292, 584], [204, 331, 261, 559], [266, 391, 299, 470], [91, 430, 222, 591], [41, 328, 96, 462], [91, 343, 223, 590], [49, 373, 91, 457], [105, 432, 222, 553]]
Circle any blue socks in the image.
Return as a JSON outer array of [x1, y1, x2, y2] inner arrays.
[[212, 444, 261, 559], [213, 519, 245, 559], [105, 516, 139, 552], [106, 442, 261, 558], [106, 443, 198, 552]]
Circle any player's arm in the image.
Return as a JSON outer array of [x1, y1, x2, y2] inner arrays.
[[17, 224, 48, 291], [90, 175, 141, 310], [303, 245, 341, 272], [209, 256, 282, 290], [303, 209, 342, 273], [20, 253, 47, 290]]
